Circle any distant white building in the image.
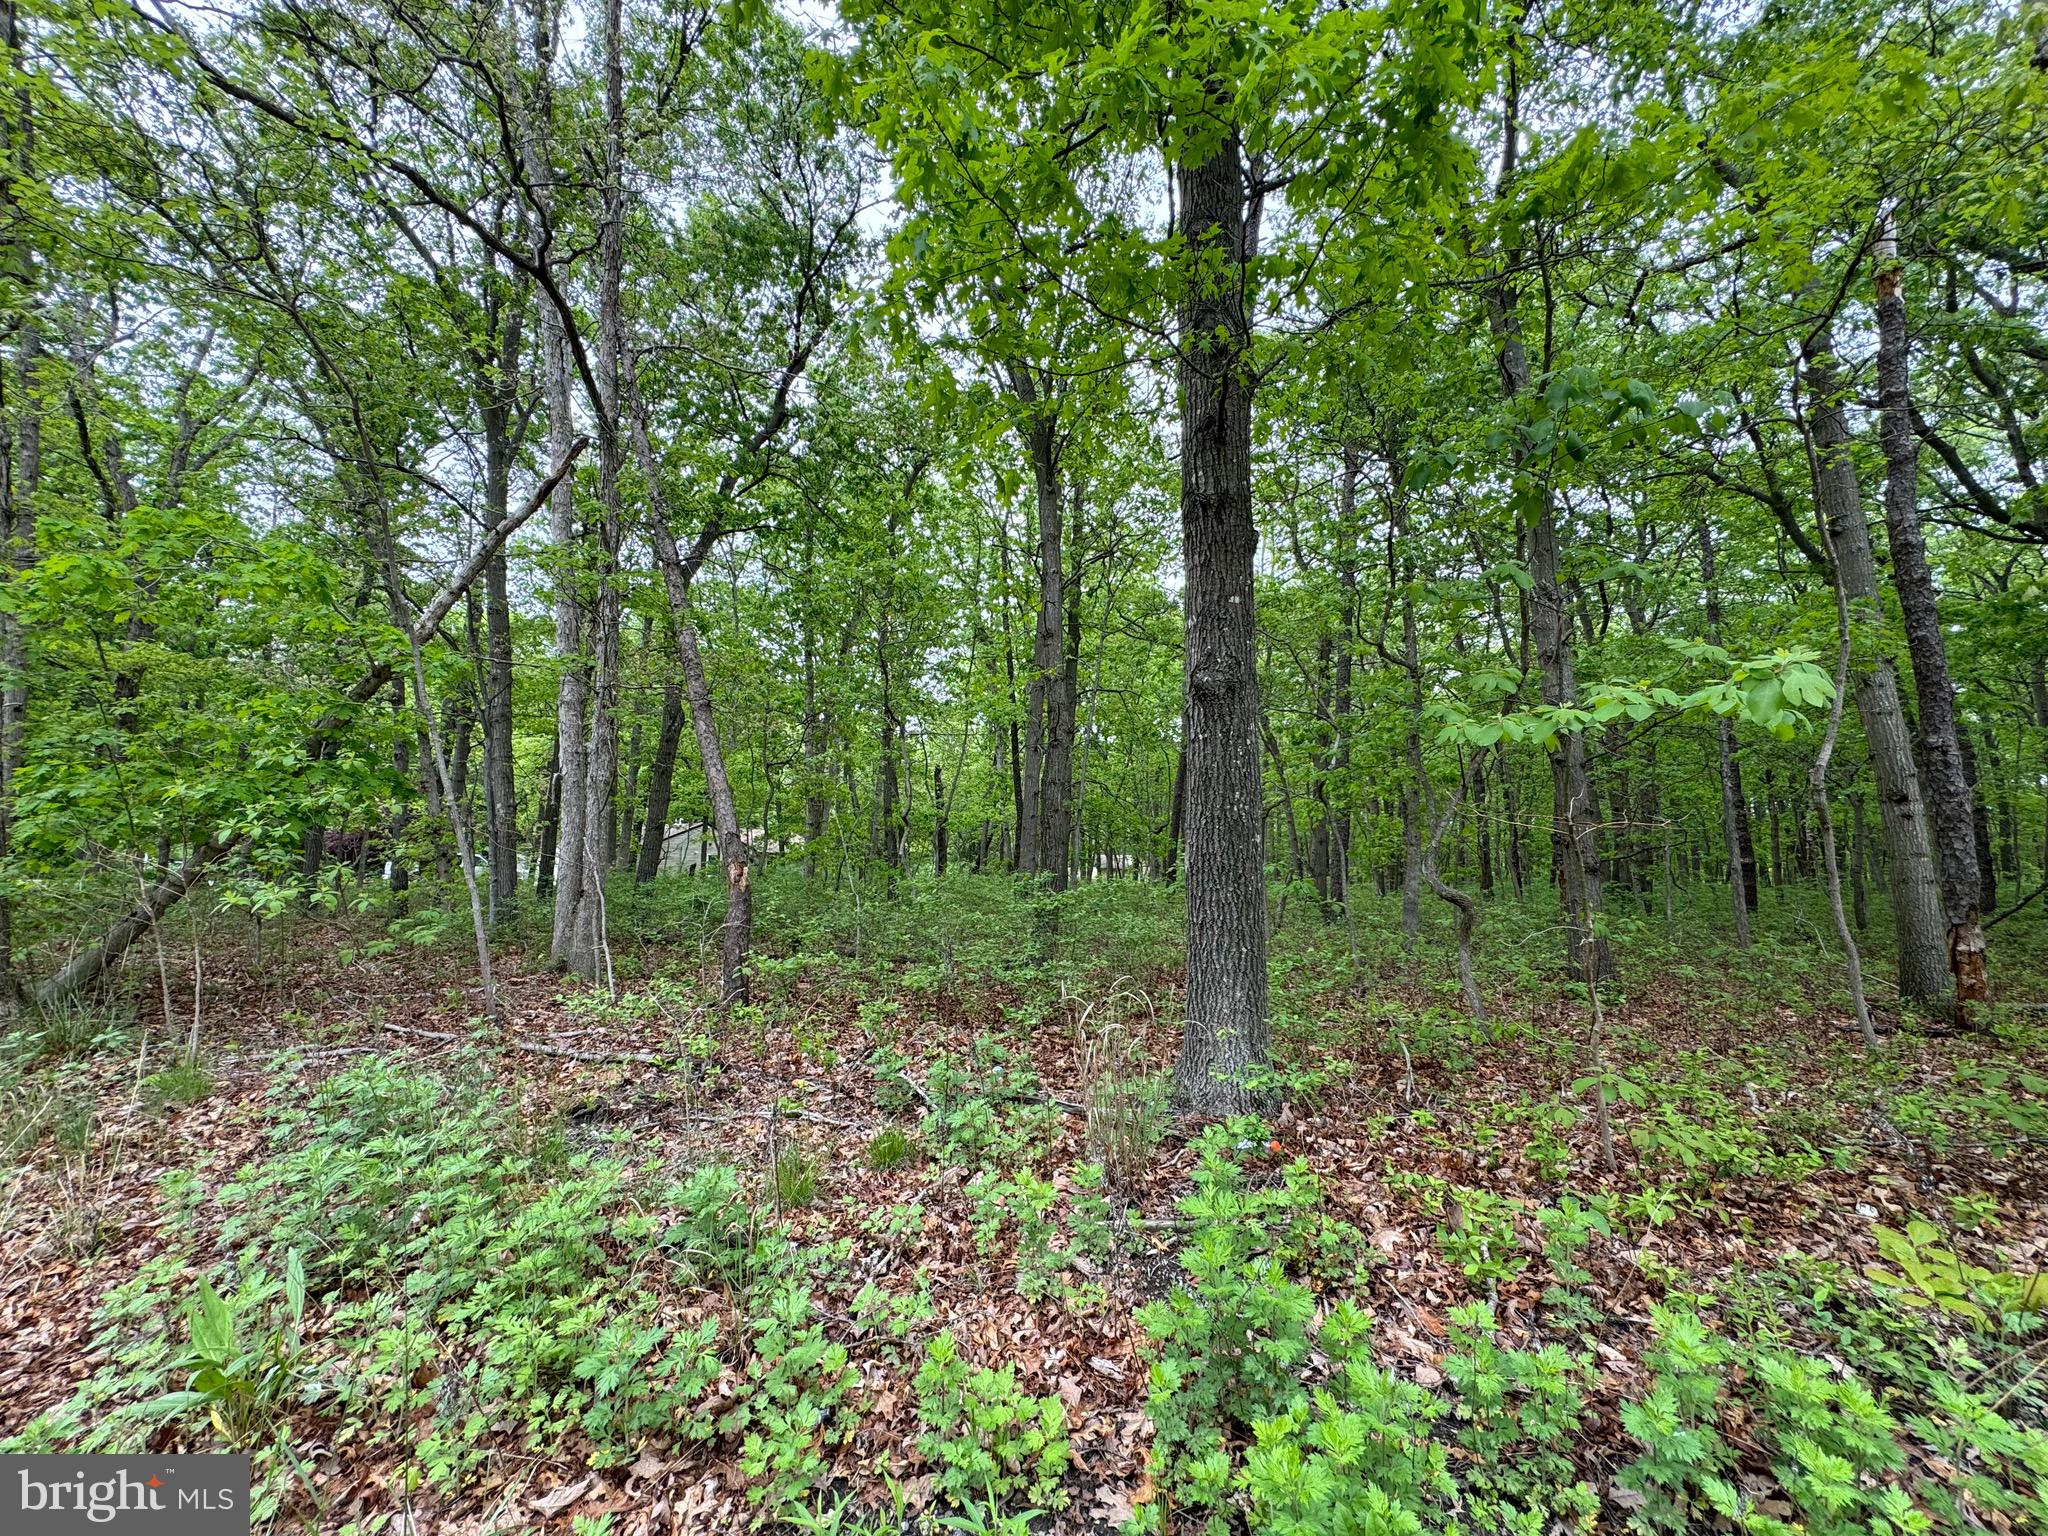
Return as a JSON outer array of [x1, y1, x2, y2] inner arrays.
[[656, 823, 795, 875]]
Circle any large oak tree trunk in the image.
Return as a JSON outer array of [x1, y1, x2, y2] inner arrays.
[[1169, 125, 1270, 1113]]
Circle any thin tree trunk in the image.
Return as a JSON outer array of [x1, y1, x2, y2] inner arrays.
[[1851, 788, 1869, 933], [393, 568, 499, 1021], [1324, 448, 1360, 921], [1716, 727, 1752, 947], [634, 681, 685, 882], [543, 305, 590, 970], [1003, 364, 1074, 888], [676, 619, 750, 1005], [479, 382, 522, 922], [551, 0, 626, 985], [1960, 729, 1996, 912], [1704, 508, 1750, 939], [1309, 632, 1333, 908], [1487, 115, 1609, 978], [536, 733, 560, 898], [801, 585, 828, 879], [1801, 321, 1949, 1007], [1768, 777, 1783, 891], [1811, 463, 1880, 1049], [1399, 519, 1424, 951], [1423, 782, 1487, 1033], [1474, 753, 1493, 898]]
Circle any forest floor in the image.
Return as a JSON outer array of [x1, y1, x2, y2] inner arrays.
[[4, 873, 2048, 1535]]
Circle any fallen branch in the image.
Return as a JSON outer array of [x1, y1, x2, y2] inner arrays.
[[35, 839, 243, 1008], [380, 1019, 666, 1065], [897, 1068, 1083, 1117]]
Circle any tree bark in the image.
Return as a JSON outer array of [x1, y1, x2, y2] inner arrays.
[[1163, 734, 1186, 884], [1874, 231, 1987, 1006], [478, 310, 524, 923], [1397, 506, 1423, 951], [536, 733, 560, 899], [1424, 784, 1487, 1031], [1810, 453, 1881, 1050], [1169, 123, 1270, 1112], [1003, 363, 1073, 888], [801, 571, 829, 878], [1801, 322, 1949, 1007], [634, 680, 686, 882], [1851, 788, 1869, 933], [627, 326, 758, 1004], [676, 618, 751, 1005], [36, 841, 238, 1008], [1489, 290, 1611, 979], [542, 302, 591, 971], [552, 0, 627, 983], [1329, 446, 1359, 920]]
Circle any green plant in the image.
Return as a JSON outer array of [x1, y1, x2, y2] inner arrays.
[[733, 1281, 857, 1509], [142, 1257, 310, 1448], [866, 1127, 914, 1170], [659, 1162, 758, 1288], [1439, 1303, 1597, 1529], [1613, 1303, 1743, 1531], [775, 1146, 822, 1209], [4, 997, 135, 1064], [1234, 1300, 1454, 1535], [1435, 1189, 1526, 1289], [913, 1330, 1068, 1513], [1135, 1126, 1362, 1524], [1946, 1192, 2000, 1232], [921, 1051, 1059, 1169], [1863, 1219, 2048, 1326], [143, 1057, 213, 1109]]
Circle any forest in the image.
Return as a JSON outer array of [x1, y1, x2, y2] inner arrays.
[[2, 0, 2047, 1528]]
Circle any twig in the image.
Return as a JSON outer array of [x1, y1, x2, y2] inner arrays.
[[380, 1021, 667, 1065], [1988, 881, 2047, 930]]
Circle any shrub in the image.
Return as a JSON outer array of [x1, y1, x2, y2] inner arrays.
[[913, 1330, 1069, 1513]]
